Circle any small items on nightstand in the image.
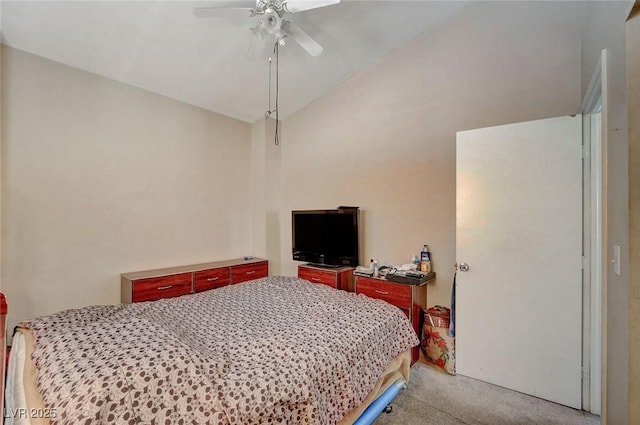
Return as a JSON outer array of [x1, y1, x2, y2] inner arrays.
[[355, 265, 374, 277], [386, 269, 434, 285]]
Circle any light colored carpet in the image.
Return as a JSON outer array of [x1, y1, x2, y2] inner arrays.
[[374, 361, 600, 425]]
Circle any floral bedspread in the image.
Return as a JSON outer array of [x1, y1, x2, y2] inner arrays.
[[19, 276, 418, 425]]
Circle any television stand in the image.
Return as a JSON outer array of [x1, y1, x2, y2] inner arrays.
[[298, 264, 355, 291]]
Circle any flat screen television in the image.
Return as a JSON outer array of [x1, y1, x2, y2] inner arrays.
[[292, 207, 359, 267]]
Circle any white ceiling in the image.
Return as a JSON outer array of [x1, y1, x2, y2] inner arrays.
[[0, 1, 470, 123]]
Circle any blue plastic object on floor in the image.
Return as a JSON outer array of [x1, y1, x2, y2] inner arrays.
[[353, 379, 407, 425]]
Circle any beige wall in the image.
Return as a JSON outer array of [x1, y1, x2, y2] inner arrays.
[[251, 117, 282, 274], [251, 119, 267, 258], [627, 6, 640, 424], [1, 46, 252, 335], [279, 1, 586, 308]]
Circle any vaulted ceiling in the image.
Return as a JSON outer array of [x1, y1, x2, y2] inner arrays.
[[0, 1, 470, 123]]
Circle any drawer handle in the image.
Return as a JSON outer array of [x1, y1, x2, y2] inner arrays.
[[157, 285, 173, 290], [246, 270, 256, 275], [311, 277, 321, 282], [375, 289, 389, 295], [206, 277, 219, 281]]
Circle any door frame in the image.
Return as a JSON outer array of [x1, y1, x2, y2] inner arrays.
[[580, 49, 608, 418]]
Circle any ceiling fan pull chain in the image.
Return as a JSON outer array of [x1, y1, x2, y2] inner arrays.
[[266, 55, 273, 117], [274, 42, 280, 146]]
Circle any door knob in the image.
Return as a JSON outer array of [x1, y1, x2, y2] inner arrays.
[[458, 263, 470, 272]]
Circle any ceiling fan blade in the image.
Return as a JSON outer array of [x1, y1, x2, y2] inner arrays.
[[194, 1, 257, 18], [283, 21, 323, 56], [283, 0, 340, 13], [194, 8, 253, 18], [248, 34, 276, 60]]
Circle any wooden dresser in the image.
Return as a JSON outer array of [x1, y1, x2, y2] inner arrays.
[[297, 264, 355, 291], [121, 258, 268, 303], [354, 273, 434, 364]]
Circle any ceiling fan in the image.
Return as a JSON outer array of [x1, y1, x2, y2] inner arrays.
[[194, 0, 340, 58]]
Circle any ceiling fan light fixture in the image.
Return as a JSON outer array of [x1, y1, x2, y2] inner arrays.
[[263, 8, 282, 32]]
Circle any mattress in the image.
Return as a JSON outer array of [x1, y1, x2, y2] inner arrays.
[[7, 329, 411, 425], [7, 276, 418, 424]]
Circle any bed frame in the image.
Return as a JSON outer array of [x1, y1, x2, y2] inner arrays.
[[353, 379, 406, 425]]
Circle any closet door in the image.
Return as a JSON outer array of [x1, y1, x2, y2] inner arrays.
[[456, 115, 582, 408]]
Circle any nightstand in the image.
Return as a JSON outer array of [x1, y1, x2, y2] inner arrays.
[[355, 273, 435, 364]]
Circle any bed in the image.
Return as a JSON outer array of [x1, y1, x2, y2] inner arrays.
[[5, 276, 418, 425]]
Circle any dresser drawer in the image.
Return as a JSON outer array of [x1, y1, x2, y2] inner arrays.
[[298, 267, 337, 288], [132, 273, 192, 302], [194, 267, 231, 293], [356, 278, 412, 309], [232, 261, 268, 284]]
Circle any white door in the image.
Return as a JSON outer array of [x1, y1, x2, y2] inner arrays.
[[456, 115, 583, 409]]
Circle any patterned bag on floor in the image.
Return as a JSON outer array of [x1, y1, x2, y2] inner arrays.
[[422, 306, 455, 375]]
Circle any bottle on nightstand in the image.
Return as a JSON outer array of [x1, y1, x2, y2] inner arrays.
[[420, 245, 432, 273], [412, 255, 420, 270]]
